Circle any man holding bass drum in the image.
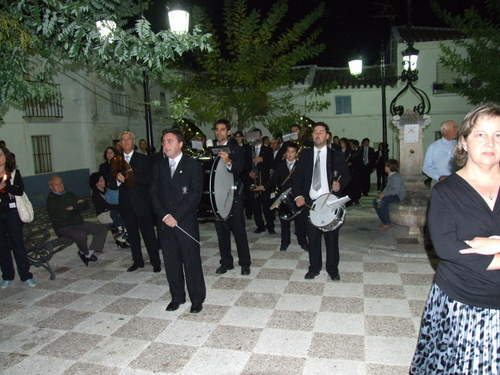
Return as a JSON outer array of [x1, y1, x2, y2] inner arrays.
[[293, 122, 350, 281]]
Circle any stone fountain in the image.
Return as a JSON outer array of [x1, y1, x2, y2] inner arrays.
[[389, 111, 431, 235]]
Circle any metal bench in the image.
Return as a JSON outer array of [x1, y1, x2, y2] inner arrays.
[[24, 201, 95, 280]]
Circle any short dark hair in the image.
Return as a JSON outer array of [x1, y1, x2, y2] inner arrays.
[[313, 122, 329, 133], [89, 172, 104, 192], [214, 119, 231, 130], [233, 131, 244, 137], [162, 128, 184, 143], [290, 124, 301, 131], [362, 138, 370, 143], [250, 127, 262, 136], [286, 142, 299, 152], [385, 159, 399, 172]]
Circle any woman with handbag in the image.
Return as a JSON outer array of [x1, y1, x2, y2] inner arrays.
[[0, 145, 36, 289]]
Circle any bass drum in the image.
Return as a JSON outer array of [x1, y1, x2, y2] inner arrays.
[[209, 156, 235, 220], [309, 193, 347, 232], [198, 156, 215, 220]]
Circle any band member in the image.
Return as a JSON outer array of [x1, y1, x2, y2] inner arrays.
[[150, 128, 205, 314], [293, 122, 350, 280], [255, 142, 308, 251], [117, 131, 161, 273], [250, 128, 275, 234], [212, 119, 252, 275]]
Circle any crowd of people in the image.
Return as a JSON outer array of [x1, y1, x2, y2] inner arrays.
[[2, 103, 498, 373]]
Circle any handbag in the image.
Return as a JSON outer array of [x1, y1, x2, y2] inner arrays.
[[104, 189, 119, 205], [11, 170, 34, 223]]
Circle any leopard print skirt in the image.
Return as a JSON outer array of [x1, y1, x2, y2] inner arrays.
[[411, 283, 500, 374]]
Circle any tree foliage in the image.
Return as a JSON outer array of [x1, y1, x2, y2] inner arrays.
[[432, 0, 500, 104], [169, 0, 333, 133], [0, 0, 212, 108]]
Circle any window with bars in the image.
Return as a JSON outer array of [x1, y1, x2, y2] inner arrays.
[[32, 136, 53, 174], [335, 95, 351, 115], [23, 83, 63, 118], [110, 93, 131, 115]]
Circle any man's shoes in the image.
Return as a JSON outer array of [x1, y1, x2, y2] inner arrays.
[[78, 251, 89, 266], [0, 280, 11, 289], [328, 273, 340, 281], [166, 301, 184, 311], [216, 265, 234, 274], [127, 264, 144, 272], [279, 243, 289, 251], [241, 266, 251, 275], [304, 271, 319, 280], [88, 254, 98, 262], [268, 229, 276, 234], [153, 265, 161, 273], [190, 304, 203, 314], [378, 224, 394, 231], [254, 228, 265, 234], [25, 279, 37, 287]]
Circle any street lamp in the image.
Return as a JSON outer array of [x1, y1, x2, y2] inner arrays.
[[141, 4, 190, 155], [348, 50, 389, 147], [348, 39, 430, 147]]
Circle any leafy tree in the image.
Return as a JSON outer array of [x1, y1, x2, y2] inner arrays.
[[432, 0, 500, 104], [0, 0, 212, 109], [169, 0, 333, 134]]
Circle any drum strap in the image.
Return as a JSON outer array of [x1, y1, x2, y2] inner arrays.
[[280, 166, 296, 188]]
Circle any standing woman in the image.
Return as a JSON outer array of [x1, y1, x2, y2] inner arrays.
[[411, 103, 500, 374], [0, 146, 36, 288]]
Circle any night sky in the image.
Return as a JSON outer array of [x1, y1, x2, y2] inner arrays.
[[145, 0, 486, 67]]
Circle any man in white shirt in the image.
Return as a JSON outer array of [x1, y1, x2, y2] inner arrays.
[[422, 120, 458, 187]]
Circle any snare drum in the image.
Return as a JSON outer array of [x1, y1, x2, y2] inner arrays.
[[270, 187, 303, 221], [309, 193, 347, 232]]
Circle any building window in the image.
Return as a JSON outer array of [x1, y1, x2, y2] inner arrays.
[[335, 96, 351, 115], [110, 93, 130, 116], [32, 136, 53, 174], [433, 62, 461, 94], [23, 82, 63, 118]]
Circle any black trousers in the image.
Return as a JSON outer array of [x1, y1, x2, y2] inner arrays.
[[158, 224, 206, 305], [253, 191, 274, 231], [215, 198, 251, 267], [120, 204, 160, 268], [280, 210, 307, 247], [306, 221, 340, 275], [0, 210, 32, 281], [55, 221, 107, 254], [360, 165, 372, 195]]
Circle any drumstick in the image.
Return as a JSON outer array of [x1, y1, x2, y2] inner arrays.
[[321, 175, 342, 209]]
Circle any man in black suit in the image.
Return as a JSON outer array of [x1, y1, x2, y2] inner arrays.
[[212, 119, 252, 276], [150, 128, 205, 314], [117, 131, 161, 273], [250, 128, 275, 234], [360, 137, 376, 196], [256, 142, 307, 251], [293, 122, 350, 281]]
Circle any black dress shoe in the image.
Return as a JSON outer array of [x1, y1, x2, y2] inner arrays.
[[329, 273, 340, 281], [166, 301, 184, 311], [241, 266, 251, 275], [153, 265, 161, 273], [78, 251, 89, 266], [88, 254, 98, 262], [190, 304, 203, 314], [304, 271, 319, 279], [279, 244, 289, 251], [127, 264, 144, 272], [254, 228, 265, 234], [215, 265, 234, 274], [268, 229, 276, 234]]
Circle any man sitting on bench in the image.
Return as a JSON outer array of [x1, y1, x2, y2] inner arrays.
[[46, 175, 107, 266]]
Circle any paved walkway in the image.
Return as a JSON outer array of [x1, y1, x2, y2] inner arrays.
[[0, 195, 435, 375]]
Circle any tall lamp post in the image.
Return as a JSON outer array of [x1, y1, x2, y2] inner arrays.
[[348, 40, 430, 147], [144, 4, 190, 155]]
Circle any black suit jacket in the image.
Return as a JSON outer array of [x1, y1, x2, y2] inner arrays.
[[292, 147, 351, 206], [150, 154, 203, 232], [118, 151, 153, 214], [266, 160, 296, 192], [363, 146, 377, 169], [255, 144, 273, 184]]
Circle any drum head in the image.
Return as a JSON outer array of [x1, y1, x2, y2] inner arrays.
[[309, 193, 346, 231], [209, 156, 235, 220]]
